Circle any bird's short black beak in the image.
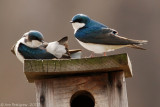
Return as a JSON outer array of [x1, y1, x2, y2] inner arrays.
[[70, 21, 74, 23]]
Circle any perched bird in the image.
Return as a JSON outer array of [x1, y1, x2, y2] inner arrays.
[[11, 30, 70, 63], [70, 14, 148, 56]]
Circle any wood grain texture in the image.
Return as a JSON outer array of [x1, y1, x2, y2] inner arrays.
[[24, 53, 132, 83], [35, 71, 128, 107]]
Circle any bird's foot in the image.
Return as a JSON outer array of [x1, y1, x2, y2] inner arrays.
[[103, 52, 107, 56]]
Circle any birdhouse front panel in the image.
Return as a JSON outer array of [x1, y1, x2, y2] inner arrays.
[[35, 71, 128, 107]]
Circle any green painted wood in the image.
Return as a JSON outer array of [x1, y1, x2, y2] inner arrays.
[[24, 53, 132, 83]]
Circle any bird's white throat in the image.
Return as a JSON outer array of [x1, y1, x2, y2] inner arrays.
[[26, 40, 42, 48], [72, 22, 85, 34]]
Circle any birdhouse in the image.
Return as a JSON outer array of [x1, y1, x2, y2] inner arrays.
[[24, 53, 132, 107]]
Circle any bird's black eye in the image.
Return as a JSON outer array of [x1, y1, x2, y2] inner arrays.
[[112, 30, 118, 34], [74, 19, 82, 23]]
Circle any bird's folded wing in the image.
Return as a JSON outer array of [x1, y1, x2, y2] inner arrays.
[[78, 27, 147, 45], [18, 43, 56, 59]]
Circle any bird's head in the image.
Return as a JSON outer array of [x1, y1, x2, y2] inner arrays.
[[22, 30, 44, 48], [70, 14, 90, 33]]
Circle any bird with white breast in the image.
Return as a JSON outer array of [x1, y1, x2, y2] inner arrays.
[[70, 14, 148, 56], [11, 30, 70, 63]]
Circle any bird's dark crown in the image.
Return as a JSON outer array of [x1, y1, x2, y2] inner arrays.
[[71, 14, 90, 24], [28, 30, 44, 42]]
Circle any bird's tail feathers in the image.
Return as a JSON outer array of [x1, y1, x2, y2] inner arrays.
[[136, 40, 148, 45], [68, 49, 82, 59], [128, 44, 146, 50], [58, 36, 70, 55], [68, 49, 81, 54]]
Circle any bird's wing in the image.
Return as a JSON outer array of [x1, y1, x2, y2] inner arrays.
[[78, 27, 147, 45], [58, 36, 70, 57], [58, 36, 68, 45], [18, 43, 56, 59]]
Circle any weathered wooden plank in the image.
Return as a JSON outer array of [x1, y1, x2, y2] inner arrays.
[[35, 71, 128, 107], [24, 53, 132, 82]]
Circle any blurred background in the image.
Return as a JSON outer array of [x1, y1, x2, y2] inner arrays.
[[0, 0, 159, 107]]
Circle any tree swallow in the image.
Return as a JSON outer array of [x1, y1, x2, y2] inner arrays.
[[70, 14, 148, 55], [11, 30, 70, 63]]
